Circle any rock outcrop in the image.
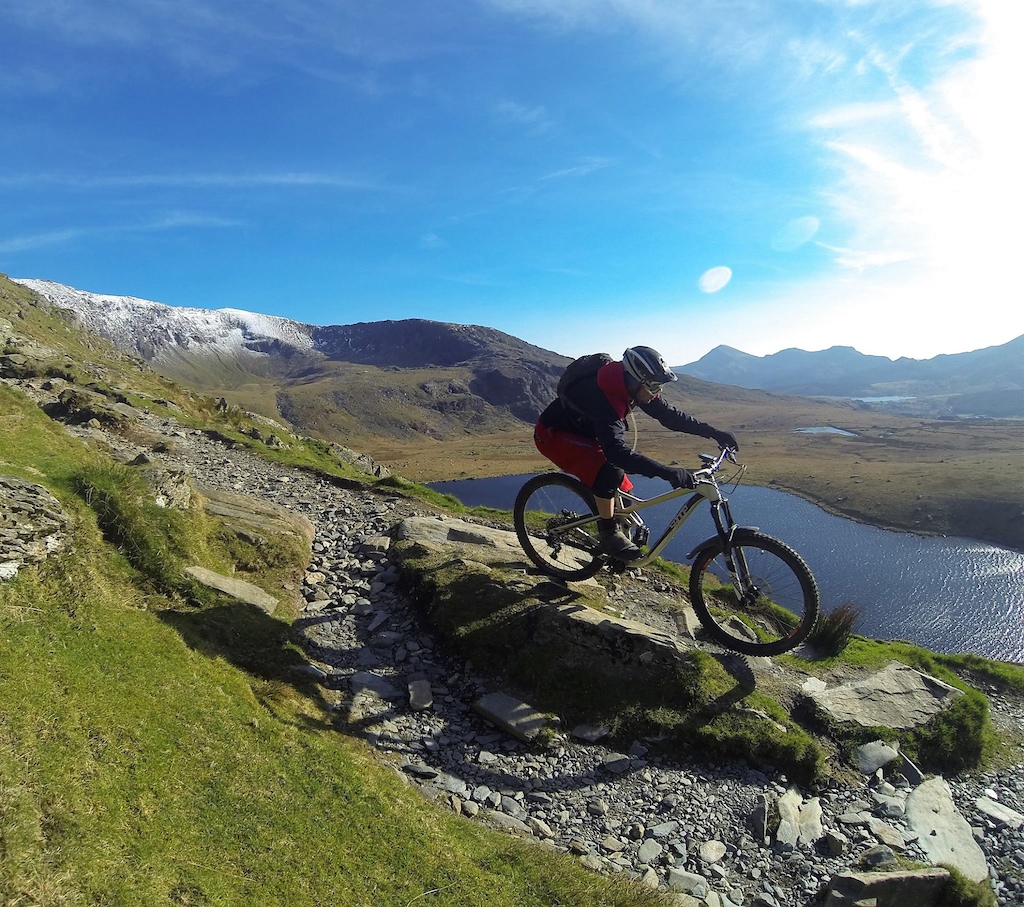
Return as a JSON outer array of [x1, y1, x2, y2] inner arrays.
[[0, 474, 70, 581]]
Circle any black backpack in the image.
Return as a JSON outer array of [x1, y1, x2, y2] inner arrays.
[[557, 353, 612, 414]]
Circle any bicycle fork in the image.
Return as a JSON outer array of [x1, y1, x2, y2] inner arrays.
[[709, 500, 757, 603]]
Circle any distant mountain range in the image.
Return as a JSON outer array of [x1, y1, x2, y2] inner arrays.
[[679, 339, 1024, 418]]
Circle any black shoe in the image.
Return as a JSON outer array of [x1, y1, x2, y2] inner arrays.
[[598, 527, 642, 561]]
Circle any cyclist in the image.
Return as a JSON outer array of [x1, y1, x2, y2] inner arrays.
[[534, 346, 738, 561]]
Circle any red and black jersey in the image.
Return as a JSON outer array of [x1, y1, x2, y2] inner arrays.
[[538, 360, 719, 482]]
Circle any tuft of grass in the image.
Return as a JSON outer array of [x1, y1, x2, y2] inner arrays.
[[903, 689, 993, 775], [808, 602, 861, 657], [72, 460, 211, 600], [938, 865, 998, 907]]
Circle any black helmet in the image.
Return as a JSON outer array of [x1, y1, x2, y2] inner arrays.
[[622, 346, 677, 393]]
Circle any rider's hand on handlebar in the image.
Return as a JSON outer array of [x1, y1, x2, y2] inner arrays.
[[711, 429, 739, 453], [666, 467, 696, 490]]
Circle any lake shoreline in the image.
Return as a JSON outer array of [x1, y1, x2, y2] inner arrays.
[[431, 466, 1024, 555], [759, 480, 1024, 554]]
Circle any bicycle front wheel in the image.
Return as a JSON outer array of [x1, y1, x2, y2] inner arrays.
[[689, 530, 819, 656], [514, 473, 603, 581]]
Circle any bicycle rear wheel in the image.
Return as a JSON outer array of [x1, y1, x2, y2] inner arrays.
[[689, 530, 819, 656], [514, 473, 603, 581]]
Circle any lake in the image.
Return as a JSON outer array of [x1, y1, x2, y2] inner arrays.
[[428, 474, 1024, 664]]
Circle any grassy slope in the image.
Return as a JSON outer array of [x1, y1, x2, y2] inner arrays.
[[0, 401, 666, 901]]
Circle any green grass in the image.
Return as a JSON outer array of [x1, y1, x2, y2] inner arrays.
[[788, 634, 1024, 775], [0, 551, 666, 905], [0, 381, 669, 906], [938, 866, 998, 907]]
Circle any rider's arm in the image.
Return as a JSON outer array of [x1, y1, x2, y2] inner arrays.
[[592, 414, 682, 482], [639, 395, 726, 443]]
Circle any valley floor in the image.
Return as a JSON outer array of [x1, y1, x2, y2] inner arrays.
[[364, 415, 1024, 551]]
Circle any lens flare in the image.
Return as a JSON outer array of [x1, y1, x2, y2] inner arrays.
[[698, 266, 732, 293]]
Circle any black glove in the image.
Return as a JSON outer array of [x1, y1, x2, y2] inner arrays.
[[711, 429, 739, 452], [666, 467, 695, 490]]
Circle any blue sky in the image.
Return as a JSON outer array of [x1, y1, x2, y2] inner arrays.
[[1, 0, 1020, 365]]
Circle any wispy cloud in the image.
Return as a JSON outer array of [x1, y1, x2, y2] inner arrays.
[[0, 171, 388, 191], [0, 228, 86, 255], [811, 4, 1015, 285], [492, 100, 555, 134], [1, 1, 488, 91], [540, 157, 613, 181], [418, 232, 448, 250], [0, 211, 243, 255]]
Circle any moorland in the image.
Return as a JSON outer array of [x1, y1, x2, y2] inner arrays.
[[367, 388, 1024, 552]]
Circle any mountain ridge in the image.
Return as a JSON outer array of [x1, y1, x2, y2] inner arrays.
[[679, 336, 1024, 417], [13, 277, 571, 435]]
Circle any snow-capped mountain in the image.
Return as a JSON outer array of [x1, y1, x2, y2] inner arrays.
[[14, 278, 569, 426], [14, 279, 316, 364]]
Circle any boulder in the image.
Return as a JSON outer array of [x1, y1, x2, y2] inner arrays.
[[905, 777, 988, 882], [855, 739, 900, 774], [824, 868, 950, 907], [473, 692, 549, 742], [804, 662, 962, 730]]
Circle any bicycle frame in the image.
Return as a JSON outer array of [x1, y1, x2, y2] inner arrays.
[[519, 448, 819, 655], [615, 482, 728, 567], [550, 449, 751, 568]]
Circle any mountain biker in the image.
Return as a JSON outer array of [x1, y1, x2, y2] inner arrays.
[[534, 346, 739, 561]]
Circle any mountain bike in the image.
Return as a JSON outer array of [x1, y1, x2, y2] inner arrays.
[[512, 448, 819, 657]]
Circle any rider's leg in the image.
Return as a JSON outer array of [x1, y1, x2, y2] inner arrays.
[[534, 425, 640, 560], [593, 467, 640, 560]]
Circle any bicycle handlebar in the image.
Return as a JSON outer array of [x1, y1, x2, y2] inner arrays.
[[693, 446, 739, 482]]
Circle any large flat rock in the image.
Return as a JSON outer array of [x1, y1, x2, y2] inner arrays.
[[905, 777, 988, 882], [198, 485, 315, 545], [395, 515, 522, 554], [185, 566, 280, 615], [805, 661, 962, 730]]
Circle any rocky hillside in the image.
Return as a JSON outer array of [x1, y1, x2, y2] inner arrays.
[[13, 277, 568, 439]]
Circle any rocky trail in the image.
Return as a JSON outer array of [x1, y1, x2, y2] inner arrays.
[[2, 382, 1023, 906]]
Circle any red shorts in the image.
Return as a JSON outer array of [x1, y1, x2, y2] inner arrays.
[[533, 422, 633, 493]]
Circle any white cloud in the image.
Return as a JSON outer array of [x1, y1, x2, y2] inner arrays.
[[772, 215, 820, 252], [419, 232, 447, 249], [492, 99, 555, 133], [0, 228, 84, 254], [540, 157, 613, 181], [0, 171, 383, 191], [813, 3, 1020, 273]]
